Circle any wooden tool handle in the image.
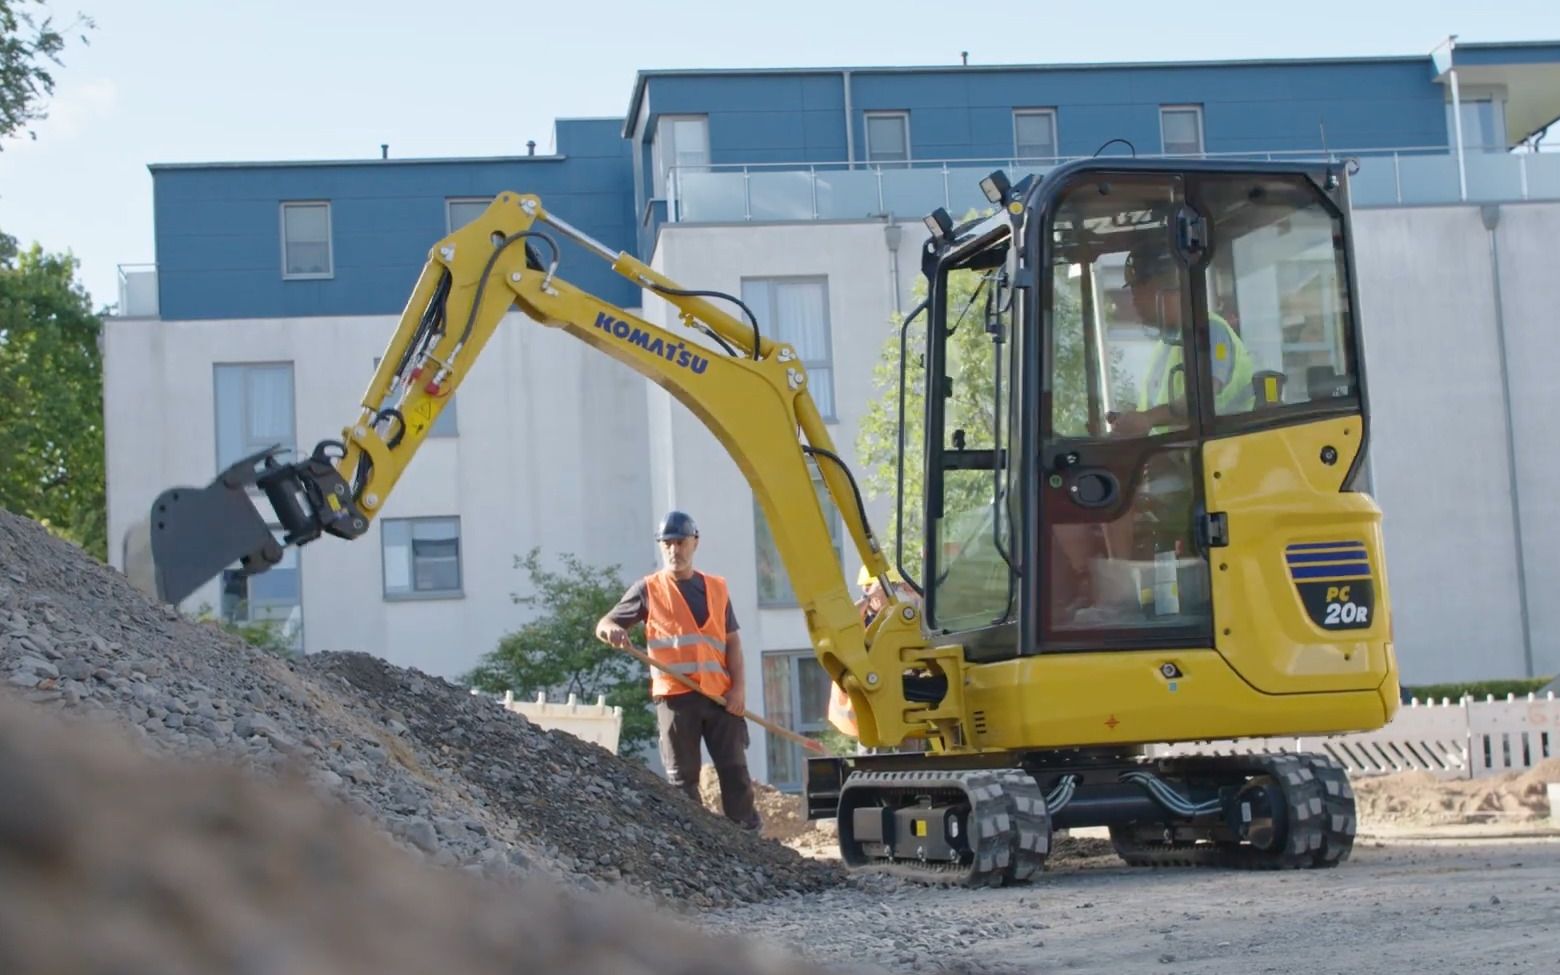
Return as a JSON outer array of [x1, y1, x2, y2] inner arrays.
[[612, 639, 830, 756]]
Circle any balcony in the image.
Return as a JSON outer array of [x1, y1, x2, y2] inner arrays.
[[116, 263, 159, 318], [665, 146, 1560, 226]]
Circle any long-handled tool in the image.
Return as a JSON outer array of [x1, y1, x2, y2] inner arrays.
[[612, 640, 832, 756]]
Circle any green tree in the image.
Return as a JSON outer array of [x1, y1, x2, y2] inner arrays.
[[1, 0, 95, 148], [0, 243, 105, 558], [464, 548, 656, 759]]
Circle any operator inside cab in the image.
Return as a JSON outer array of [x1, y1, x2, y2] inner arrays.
[[1107, 240, 1254, 436]]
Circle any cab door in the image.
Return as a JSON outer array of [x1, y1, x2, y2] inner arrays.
[[1035, 172, 1216, 652]]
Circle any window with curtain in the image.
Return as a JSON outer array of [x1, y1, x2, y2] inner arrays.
[[1014, 109, 1057, 161], [214, 363, 295, 470], [653, 115, 709, 197], [865, 112, 909, 166], [281, 202, 332, 277], [740, 276, 836, 419], [760, 649, 834, 791], [382, 517, 463, 598], [1160, 106, 1205, 156]]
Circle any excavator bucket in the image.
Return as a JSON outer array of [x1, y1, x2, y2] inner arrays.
[[134, 444, 368, 606]]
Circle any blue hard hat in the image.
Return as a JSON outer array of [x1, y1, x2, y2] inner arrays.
[[655, 510, 699, 540]]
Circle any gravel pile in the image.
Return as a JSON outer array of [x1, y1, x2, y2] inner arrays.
[[0, 686, 861, 975], [0, 507, 841, 910]]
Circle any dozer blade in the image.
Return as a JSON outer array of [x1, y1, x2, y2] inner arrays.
[[141, 444, 369, 606]]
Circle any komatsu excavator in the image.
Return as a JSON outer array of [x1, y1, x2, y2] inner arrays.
[[139, 157, 1398, 886]]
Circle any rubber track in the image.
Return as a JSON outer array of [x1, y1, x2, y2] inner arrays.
[[1109, 753, 1327, 870], [838, 769, 1027, 887], [1304, 753, 1356, 867], [997, 770, 1052, 884]]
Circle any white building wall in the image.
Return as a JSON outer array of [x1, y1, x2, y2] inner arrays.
[[104, 311, 651, 681], [1350, 202, 1560, 684]]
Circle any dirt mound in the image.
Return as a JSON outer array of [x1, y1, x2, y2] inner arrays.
[[700, 764, 837, 848], [0, 508, 841, 910], [0, 689, 857, 975], [1353, 757, 1560, 827]]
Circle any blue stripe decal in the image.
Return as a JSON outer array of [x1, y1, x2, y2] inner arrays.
[[1289, 563, 1372, 580], [1286, 541, 1365, 552], [1286, 549, 1367, 565]]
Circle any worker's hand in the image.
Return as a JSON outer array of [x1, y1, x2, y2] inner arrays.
[[723, 683, 746, 717], [1107, 409, 1155, 437], [595, 620, 630, 649]]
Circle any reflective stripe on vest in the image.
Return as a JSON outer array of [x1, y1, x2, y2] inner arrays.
[[643, 570, 732, 699]]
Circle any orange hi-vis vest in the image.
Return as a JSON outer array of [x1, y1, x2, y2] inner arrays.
[[644, 570, 732, 700], [827, 683, 858, 737]]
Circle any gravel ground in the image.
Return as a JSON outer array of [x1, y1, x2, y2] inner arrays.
[[698, 834, 1560, 974]]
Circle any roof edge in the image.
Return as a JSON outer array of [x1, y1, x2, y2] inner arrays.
[[147, 154, 568, 172]]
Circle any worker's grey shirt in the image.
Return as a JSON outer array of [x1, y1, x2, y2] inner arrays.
[[607, 572, 739, 632]]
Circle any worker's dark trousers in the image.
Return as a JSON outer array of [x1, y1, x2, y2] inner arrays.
[[656, 691, 762, 830]]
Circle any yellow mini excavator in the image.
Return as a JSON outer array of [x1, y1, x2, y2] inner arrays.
[[139, 157, 1398, 885]]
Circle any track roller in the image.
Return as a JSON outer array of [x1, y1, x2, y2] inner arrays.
[[836, 769, 1052, 887]]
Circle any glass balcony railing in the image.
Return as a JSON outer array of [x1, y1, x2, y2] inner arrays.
[[667, 147, 1560, 225], [116, 263, 159, 318]]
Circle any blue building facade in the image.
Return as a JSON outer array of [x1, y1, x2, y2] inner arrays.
[[140, 41, 1560, 322]]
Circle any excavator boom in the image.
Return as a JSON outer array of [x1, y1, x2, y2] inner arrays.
[[145, 191, 937, 749]]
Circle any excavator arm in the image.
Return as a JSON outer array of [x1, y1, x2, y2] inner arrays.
[[144, 192, 958, 749]]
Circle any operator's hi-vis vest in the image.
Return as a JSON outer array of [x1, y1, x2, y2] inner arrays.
[[644, 570, 732, 700], [1138, 314, 1256, 417]]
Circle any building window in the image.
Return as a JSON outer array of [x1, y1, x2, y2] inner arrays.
[[761, 649, 833, 791], [1159, 106, 1204, 157], [446, 197, 491, 233], [653, 115, 709, 198], [1446, 94, 1507, 150], [221, 526, 303, 653], [281, 202, 332, 278], [214, 363, 295, 471], [754, 463, 842, 607], [374, 357, 456, 437], [1014, 109, 1058, 161], [865, 112, 910, 166], [382, 516, 463, 599], [740, 276, 836, 418]]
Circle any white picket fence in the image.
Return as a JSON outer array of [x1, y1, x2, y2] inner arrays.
[[1152, 692, 1560, 780], [470, 689, 625, 752]]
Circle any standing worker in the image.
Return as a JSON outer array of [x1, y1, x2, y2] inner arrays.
[[595, 510, 762, 832]]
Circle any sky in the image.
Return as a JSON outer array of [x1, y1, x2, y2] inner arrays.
[[2, 0, 1560, 308]]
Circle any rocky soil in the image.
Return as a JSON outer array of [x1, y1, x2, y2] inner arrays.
[[0, 508, 839, 912], [0, 687, 860, 975]]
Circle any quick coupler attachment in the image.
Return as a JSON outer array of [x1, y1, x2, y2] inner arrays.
[[147, 443, 367, 605]]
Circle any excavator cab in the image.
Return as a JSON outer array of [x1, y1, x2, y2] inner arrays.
[[909, 159, 1380, 663]]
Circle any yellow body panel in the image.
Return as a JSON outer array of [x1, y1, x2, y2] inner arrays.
[[1204, 418, 1398, 700], [964, 649, 1393, 751]]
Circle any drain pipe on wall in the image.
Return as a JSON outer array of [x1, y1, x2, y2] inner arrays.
[[843, 69, 855, 169], [884, 216, 903, 317], [1482, 203, 1535, 676]]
